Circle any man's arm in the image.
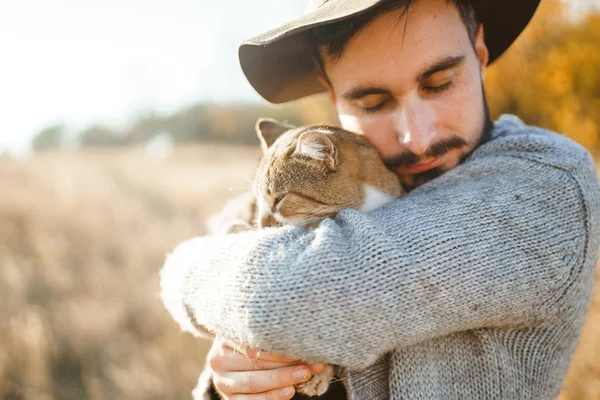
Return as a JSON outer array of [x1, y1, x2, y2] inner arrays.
[[161, 130, 597, 371]]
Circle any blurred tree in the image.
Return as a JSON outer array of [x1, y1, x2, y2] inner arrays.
[[123, 112, 171, 145], [31, 124, 66, 151], [171, 104, 223, 143], [79, 125, 121, 147], [287, 93, 339, 127]]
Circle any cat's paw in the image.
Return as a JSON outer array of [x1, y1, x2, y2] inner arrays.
[[295, 364, 334, 397]]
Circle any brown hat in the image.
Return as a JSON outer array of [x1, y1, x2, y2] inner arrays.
[[239, 0, 541, 104]]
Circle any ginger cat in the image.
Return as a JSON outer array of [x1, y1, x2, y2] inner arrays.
[[206, 118, 403, 397], [253, 118, 402, 230], [207, 118, 403, 235]]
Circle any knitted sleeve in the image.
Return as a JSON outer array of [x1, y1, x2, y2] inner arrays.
[[160, 133, 595, 371]]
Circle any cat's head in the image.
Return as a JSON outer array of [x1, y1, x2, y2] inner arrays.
[[253, 118, 403, 229]]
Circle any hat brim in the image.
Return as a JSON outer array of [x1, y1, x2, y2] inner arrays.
[[239, 0, 541, 104]]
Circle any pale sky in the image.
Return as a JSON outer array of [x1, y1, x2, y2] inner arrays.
[[0, 0, 304, 154]]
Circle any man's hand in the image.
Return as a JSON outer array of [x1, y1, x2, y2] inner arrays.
[[208, 335, 326, 400]]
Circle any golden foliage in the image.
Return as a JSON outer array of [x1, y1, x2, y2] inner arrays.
[[485, 0, 600, 155]]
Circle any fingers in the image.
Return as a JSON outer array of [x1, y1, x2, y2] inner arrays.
[[213, 364, 312, 396], [210, 339, 326, 373], [209, 345, 302, 372], [208, 336, 329, 400], [308, 363, 326, 374], [229, 387, 296, 400], [221, 337, 300, 363]]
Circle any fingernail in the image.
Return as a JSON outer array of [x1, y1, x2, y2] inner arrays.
[[280, 387, 295, 398], [310, 363, 326, 373], [293, 367, 309, 381]]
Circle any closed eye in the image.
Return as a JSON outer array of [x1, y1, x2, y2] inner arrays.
[[423, 80, 453, 94], [362, 101, 387, 115], [272, 195, 285, 212], [287, 191, 333, 206]]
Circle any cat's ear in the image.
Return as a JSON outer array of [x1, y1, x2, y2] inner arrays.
[[296, 130, 337, 170], [255, 118, 294, 153]]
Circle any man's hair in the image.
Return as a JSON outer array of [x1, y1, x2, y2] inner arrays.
[[308, 0, 479, 68]]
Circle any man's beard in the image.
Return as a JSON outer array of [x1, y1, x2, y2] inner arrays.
[[384, 89, 494, 192]]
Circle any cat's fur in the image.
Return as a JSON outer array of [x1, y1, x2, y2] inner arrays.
[[206, 118, 404, 397], [207, 118, 402, 234]]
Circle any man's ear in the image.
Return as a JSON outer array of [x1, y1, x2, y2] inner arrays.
[[474, 24, 489, 79], [317, 75, 336, 107], [255, 118, 294, 153]]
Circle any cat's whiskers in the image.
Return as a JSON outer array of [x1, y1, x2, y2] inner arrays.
[[239, 177, 254, 188]]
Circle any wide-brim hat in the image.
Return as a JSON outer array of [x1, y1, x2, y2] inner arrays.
[[239, 0, 541, 104]]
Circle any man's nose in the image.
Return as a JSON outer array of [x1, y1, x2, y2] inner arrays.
[[394, 98, 436, 156]]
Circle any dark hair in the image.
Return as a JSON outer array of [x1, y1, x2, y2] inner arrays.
[[308, 0, 479, 68]]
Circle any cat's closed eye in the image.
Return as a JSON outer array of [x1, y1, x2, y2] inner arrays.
[[272, 195, 285, 212]]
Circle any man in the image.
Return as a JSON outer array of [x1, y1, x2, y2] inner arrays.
[[160, 0, 600, 398]]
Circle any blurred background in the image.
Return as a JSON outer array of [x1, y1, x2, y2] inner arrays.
[[0, 0, 599, 399]]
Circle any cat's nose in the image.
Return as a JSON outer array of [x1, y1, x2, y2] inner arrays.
[[259, 213, 278, 228]]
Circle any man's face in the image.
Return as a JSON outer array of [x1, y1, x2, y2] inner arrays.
[[321, 0, 490, 191]]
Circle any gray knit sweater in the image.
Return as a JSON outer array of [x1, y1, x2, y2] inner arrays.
[[160, 115, 600, 400]]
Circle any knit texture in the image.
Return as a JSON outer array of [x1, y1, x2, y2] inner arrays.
[[160, 115, 600, 399]]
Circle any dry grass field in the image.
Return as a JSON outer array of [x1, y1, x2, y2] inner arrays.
[[0, 145, 260, 400], [0, 145, 598, 399]]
